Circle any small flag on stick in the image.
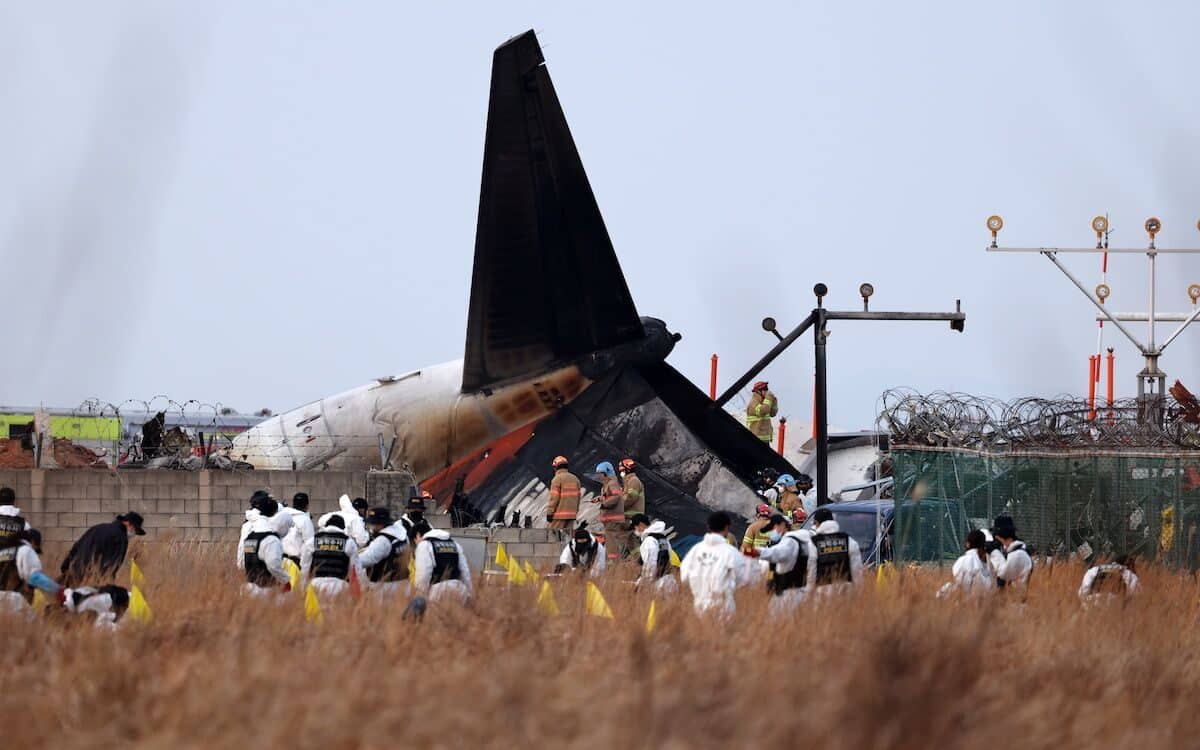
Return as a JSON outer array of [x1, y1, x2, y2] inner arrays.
[[537, 581, 559, 616], [523, 560, 540, 583], [128, 586, 154, 624], [282, 559, 302, 591], [304, 584, 324, 626], [669, 548, 681, 568], [506, 557, 528, 585], [495, 542, 509, 568], [130, 559, 145, 588], [586, 582, 614, 619], [645, 600, 658, 634], [32, 589, 50, 614]]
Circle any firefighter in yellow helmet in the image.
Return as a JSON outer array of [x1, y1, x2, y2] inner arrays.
[[546, 456, 582, 531], [746, 381, 778, 443]]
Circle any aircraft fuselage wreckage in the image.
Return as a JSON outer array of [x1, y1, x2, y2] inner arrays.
[[234, 30, 797, 534]]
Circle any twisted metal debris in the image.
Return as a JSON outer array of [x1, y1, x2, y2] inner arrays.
[[878, 388, 1200, 450]]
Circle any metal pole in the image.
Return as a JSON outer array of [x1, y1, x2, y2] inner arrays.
[[1042, 252, 1147, 352], [1148, 251, 1157, 351], [709, 354, 718, 400], [814, 308, 829, 505], [1158, 305, 1200, 352], [715, 312, 816, 406]]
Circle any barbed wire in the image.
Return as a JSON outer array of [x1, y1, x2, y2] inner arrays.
[[877, 388, 1200, 450]]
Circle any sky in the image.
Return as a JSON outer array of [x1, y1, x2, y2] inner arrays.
[[3, 1, 1200, 430]]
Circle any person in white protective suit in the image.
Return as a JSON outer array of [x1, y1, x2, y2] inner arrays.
[[333, 494, 370, 547], [358, 507, 410, 597], [746, 513, 817, 614], [806, 507, 864, 595], [1079, 555, 1139, 605], [302, 513, 364, 600], [938, 529, 996, 598], [412, 523, 473, 605], [238, 497, 291, 596], [556, 526, 607, 577], [280, 492, 315, 568], [629, 514, 678, 595], [237, 491, 293, 568], [679, 511, 760, 617], [62, 585, 130, 629], [0, 504, 63, 616], [988, 518, 1033, 596]]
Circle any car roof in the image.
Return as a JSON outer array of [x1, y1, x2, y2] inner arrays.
[[827, 499, 894, 514]]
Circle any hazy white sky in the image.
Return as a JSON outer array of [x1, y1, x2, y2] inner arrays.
[[3, 1, 1200, 429]]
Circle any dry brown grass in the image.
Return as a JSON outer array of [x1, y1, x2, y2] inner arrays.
[[3, 546, 1198, 750]]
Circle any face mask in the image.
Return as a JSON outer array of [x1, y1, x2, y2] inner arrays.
[[768, 530, 783, 544]]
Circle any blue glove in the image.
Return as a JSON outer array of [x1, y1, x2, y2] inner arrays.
[[28, 570, 62, 595]]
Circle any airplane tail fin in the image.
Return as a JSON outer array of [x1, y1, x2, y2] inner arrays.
[[462, 30, 644, 392]]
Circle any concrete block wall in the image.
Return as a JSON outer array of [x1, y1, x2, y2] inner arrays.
[[0, 469, 571, 572]]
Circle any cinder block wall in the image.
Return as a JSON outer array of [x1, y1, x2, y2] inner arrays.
[[0, 469, 570, 573]]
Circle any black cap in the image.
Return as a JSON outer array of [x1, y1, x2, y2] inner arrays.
[[366, 507, 393, 526], [812, 507, 834, 525], [258, 498, 279, 518], [406, 495, 427, 511], [118, 512, 147, 536], [992, 515, 1016, 537], [629, 513, 651, 528], [325, 514, 346, 530], [0, 487, 14, 505], [574, 527, 592, 542], [352, 497, 369, 511], [767, 513, 789, 528], [249, 490, 271, 510]]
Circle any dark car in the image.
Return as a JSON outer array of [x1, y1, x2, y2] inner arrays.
[[803, 498, 966, 566]]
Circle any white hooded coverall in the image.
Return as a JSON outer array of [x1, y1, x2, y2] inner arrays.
[[809, 520, 865, 594], [679, 532, 760, 617], [302, 517, 365, 599], [635, 521, 678, 595], [357, 521, 410, 597], [413, 529, 473, 604], [758, 529, 818, 613], [558, 532, 607, 577], [238, 512, 291, 596]]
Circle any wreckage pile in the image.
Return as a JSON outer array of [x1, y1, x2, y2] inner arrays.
[[0, 438, 106, 469]]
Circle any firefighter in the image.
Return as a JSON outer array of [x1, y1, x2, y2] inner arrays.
[[746, 381, 778, 443], [358, 507, 410, 596], [0, 505, 63, 615], [746, 513, 816, 614], [631, 514, 677, 595], [755, 467, 781, 507], [679, 511, 760, 617], [809, 507, 863, 592], [776, 475, 804, 519], [1079, 555, 1139, 604], [239, 497, 291, 596], [413, 526, 473, 604], [593, 462, 626, 555], [741, 504, 774, 554], [556, 526, 607, 577], [546, 456, 582, 531], [303, 513, 364, 600], [619, 458, 646, 555]]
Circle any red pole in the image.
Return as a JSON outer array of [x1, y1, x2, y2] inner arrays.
[[1106, 348, 1115, 424], [1087, 355, 1098, 421], [709, 354, 718, 400], [776, 417, 787, 456]]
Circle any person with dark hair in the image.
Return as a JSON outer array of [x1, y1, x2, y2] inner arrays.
[[989, 518, 1032, 594], [413, 523, 472, 604], [1079, 555, 1139, 604], [0, 504, 63, 615], [280, 492, 315, 567], [556, 525, 606, 576], [631, 514, 677, 594], [0, 487, 16, 507], [303, 511, 364, 600], [401, 492, 429, 539], [239, 496, 290, 595], [809, 507, 864, 592], [60, 512, 145, 586], [747, 513, 817, 614], [940, 529, 995, 597], [680, 511, 759, 617], [358, 507, 410, 595]]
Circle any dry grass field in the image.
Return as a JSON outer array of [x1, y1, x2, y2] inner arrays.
[[3, 544, 1198, 749]]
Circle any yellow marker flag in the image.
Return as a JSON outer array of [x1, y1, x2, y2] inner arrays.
[[506, 557, 528, 585], [586, 582, 614, 619], [669, 547, 681, 567], [408, 557, 416, 584], [304, 584, 324, 626], [645, 600, 658, 634], [282, 558, 302, 591], [130, 559, 145, 588], [536, 580, 560, 616], [31, 589, 49, 614], [523, 560, 540, 583], [875, 561, 895, 588], [128, 586, 153, 624], [495, 542, 509, 568]]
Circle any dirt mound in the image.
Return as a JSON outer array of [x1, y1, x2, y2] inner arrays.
[[0, 438, 106, 469]]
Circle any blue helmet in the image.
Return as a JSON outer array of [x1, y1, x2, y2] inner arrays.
[[778, 474, 797, 487], [596, 461, 616, 477]]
